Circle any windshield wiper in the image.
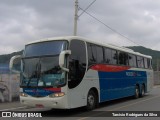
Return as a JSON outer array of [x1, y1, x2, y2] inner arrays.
[[26, 61, 41, 87], [26, 59, 47, 87]]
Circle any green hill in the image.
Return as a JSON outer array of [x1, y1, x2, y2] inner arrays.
[[0, 46, 159, 70], [127, 46, 160, 70], [0, 51, 23, 64]]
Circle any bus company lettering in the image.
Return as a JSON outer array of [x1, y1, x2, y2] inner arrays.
[[32, 89, 45, 93], [24, 89, 45, 93], [126, 72, 142, 77], [126, 72, 137, 77]]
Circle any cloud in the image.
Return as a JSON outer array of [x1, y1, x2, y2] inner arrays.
[[0, 0, 160, 55]]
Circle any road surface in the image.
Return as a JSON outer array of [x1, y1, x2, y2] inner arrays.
[[1, 86, 160, 120]]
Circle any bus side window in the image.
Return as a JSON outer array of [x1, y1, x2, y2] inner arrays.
[[147, 59, 152, 69], [104, 48, 112, 64], [128, 54, 137, 67], [68, 40, 86, 89], [144, 58, 148, 68], [137, 56, 144, 68], [111, 50, 118, 65], [96, 46, 104, 63], [118, 52, 129, 66], [87, 43, 97, 65]]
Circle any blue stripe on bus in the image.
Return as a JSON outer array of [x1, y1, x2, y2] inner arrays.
[[98, 70, 147, 102], [23, 88, 61, 97]]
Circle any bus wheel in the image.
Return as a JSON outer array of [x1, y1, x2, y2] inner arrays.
[[86, 90, 97, 110], [140, 85, 145, 97], [134, 85, 140, 99]]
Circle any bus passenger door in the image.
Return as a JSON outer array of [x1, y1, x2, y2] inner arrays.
[[68, 40, 87, 108]]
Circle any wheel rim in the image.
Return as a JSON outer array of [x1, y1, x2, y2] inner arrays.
[[142, 86, 145, 96], [88, 94, 95, 107], [136, 87, 139, 98]]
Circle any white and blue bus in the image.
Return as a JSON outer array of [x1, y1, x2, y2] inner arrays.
[[10, 36, 153, 110]]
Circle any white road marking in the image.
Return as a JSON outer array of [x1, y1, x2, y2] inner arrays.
[[77, 95, 160, 120], [0, 106, 27, 111]]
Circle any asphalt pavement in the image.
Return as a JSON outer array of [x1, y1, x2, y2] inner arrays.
[[0, 85, 160, 120]]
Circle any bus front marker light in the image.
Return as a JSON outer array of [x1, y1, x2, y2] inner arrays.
[[57, 92, 65, 97], [49, 92, 65, 98], [54, 93, 59, 97], [20, 92, 28, 97], [54, 92, 65, 97]]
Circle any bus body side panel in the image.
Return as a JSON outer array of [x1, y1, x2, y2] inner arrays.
[[146, 70, 154, 92], [67, 69, 100, 109], [90, 64, 149, 103]]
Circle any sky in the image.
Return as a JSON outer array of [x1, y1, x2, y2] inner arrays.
[[0, 0, 160, 55]]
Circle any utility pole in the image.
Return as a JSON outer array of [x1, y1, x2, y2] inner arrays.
[[74, 0, 78, 36]]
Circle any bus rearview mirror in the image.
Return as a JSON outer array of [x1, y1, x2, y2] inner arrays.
[[59, 50, 71, 72], [9, 55, 21, 73]]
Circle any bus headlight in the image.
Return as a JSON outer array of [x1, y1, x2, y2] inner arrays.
[[20, 92, 28, 97], [49, 92, 65, 98]]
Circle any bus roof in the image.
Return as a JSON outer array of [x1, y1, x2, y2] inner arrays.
[[26, 36, 152, 59]]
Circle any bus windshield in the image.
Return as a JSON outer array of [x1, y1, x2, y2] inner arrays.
[[21, 40, 67, 88]]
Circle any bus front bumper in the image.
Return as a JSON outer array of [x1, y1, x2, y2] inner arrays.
[[20, 96, 68, 109]]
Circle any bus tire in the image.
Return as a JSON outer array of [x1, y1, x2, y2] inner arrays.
[[134, 85, 140, 99], [140, 84, 145, 97], [86, 90, 97, 110]]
